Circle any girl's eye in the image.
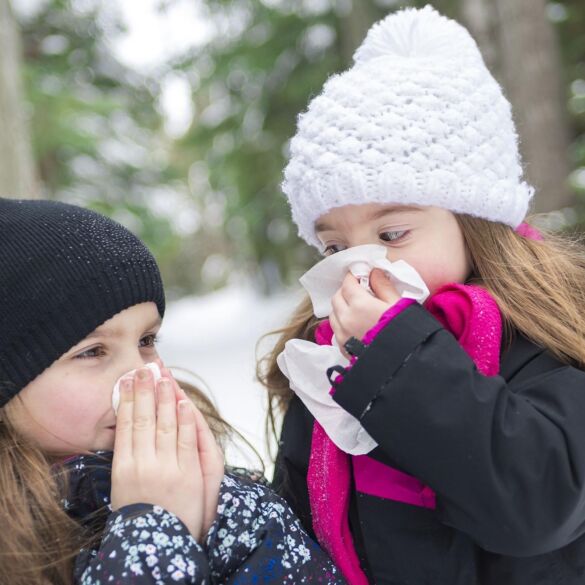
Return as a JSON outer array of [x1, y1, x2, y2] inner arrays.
[[323, 243, 347, 256], [76, 346, 106, 359], [140, 334, 159, 349], [74, 334, 159, 359], [379, 230, 408, 243]]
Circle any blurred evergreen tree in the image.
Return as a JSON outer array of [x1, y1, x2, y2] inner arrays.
[[16, 0, 192, 296]]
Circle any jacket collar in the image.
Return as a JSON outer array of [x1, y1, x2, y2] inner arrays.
[[57, 451, 113, 533]]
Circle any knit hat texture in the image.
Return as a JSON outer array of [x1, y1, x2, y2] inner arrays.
[[283, 5, 534, 248], [0, 198, 165, 406]]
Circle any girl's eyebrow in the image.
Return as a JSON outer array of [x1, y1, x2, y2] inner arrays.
[[370, 205, 422, 220], [315, 205, 422, 232], [314, 220, 333, 233], [86, 316, 162, 340]]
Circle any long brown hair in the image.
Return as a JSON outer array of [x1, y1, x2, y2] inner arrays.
[[257, 215, 585, 451], [0, 375, 229, 585]]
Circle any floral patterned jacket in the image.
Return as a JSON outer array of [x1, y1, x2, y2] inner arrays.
[[59, 452, 345, 584]]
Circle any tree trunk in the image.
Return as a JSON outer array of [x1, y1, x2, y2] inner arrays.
[[461, 0, 573, 214], [338, 0, 379, 65], [460, 0, 500, 74], [494, 0, 573, 213], [0, 0, 38, 198]]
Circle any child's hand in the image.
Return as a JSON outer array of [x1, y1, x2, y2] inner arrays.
[[330, 268, 401, 349], [111, 367, 209, 541], [159, 363, 224, 537]]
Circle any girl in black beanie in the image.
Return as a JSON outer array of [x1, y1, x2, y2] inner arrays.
[[0, 198, 345, 585]]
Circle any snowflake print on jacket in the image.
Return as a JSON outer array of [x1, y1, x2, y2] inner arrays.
[[61, 452, 345, 584]]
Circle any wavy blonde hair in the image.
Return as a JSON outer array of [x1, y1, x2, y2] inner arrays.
[[257, 215, 585, 450]]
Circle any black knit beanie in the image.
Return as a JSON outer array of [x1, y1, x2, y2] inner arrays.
[[0, 198, 166, 406]]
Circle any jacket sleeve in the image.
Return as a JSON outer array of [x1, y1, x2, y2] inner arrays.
[[331, 302, 585, 557], [74, 503, 209, 584], [204, 474, 346, 584]]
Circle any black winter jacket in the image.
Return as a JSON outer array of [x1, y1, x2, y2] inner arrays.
[[59, 452, 346, 584], [273, 303, 585, 584]]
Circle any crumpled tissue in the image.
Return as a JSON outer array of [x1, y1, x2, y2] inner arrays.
[[300, 244, 429, 317], [277, 340, 377, 454]]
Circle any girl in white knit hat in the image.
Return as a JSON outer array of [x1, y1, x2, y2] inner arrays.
[[260, 5, 585, 585]]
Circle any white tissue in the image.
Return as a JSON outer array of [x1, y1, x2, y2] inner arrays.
[[112, 362, 162, 415], [300, 244, 429, 318], [277, 339, 378, 455]]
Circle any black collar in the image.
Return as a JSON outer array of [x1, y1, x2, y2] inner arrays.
[[57, 451, 113, 533]]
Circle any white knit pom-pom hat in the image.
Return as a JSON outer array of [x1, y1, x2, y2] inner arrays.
[[283, 5, 534, 248]]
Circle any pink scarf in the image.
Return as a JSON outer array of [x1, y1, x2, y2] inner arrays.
[[307, 284, 503, 584]]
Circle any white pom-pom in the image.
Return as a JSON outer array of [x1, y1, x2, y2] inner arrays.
[[354, 5, 482, 64]]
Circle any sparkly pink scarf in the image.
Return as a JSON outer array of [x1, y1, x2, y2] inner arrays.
[[307, 283, 503, 584]]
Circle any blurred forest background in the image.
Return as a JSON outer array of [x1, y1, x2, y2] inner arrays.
[[2, 0, 585, 299]]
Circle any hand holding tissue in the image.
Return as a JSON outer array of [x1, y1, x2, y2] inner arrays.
[[300, 244, 429, 318], [277, 245, 429, 455], [112, 362, 162, 415]]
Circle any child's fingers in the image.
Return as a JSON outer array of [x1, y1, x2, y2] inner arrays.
[[160, 364, 189, 402], [328, 311, 344, 342], [159, 363, 171, 384], [329, 312, 351, 357], [341, 272, 368, 303], [114, 378, 134, 459], [132, 367, 157, 459], [176, 382, 189, 401], [192, 406, 223, 537], [177, 400, 201, 471], [155, 378, 178, 456], [370, 268, 400, 303], [192, 406, 224, 470], [331, 289, 349, 317]]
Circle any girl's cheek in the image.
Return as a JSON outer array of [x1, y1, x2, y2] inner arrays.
[[48, 383, 105, 427]]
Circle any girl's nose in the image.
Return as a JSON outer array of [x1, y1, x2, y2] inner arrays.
[[349, 236, 376, 248], [116, 354, 157, 386]]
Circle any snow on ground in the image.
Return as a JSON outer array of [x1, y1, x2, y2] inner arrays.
[[157, 284, 303, 478]]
